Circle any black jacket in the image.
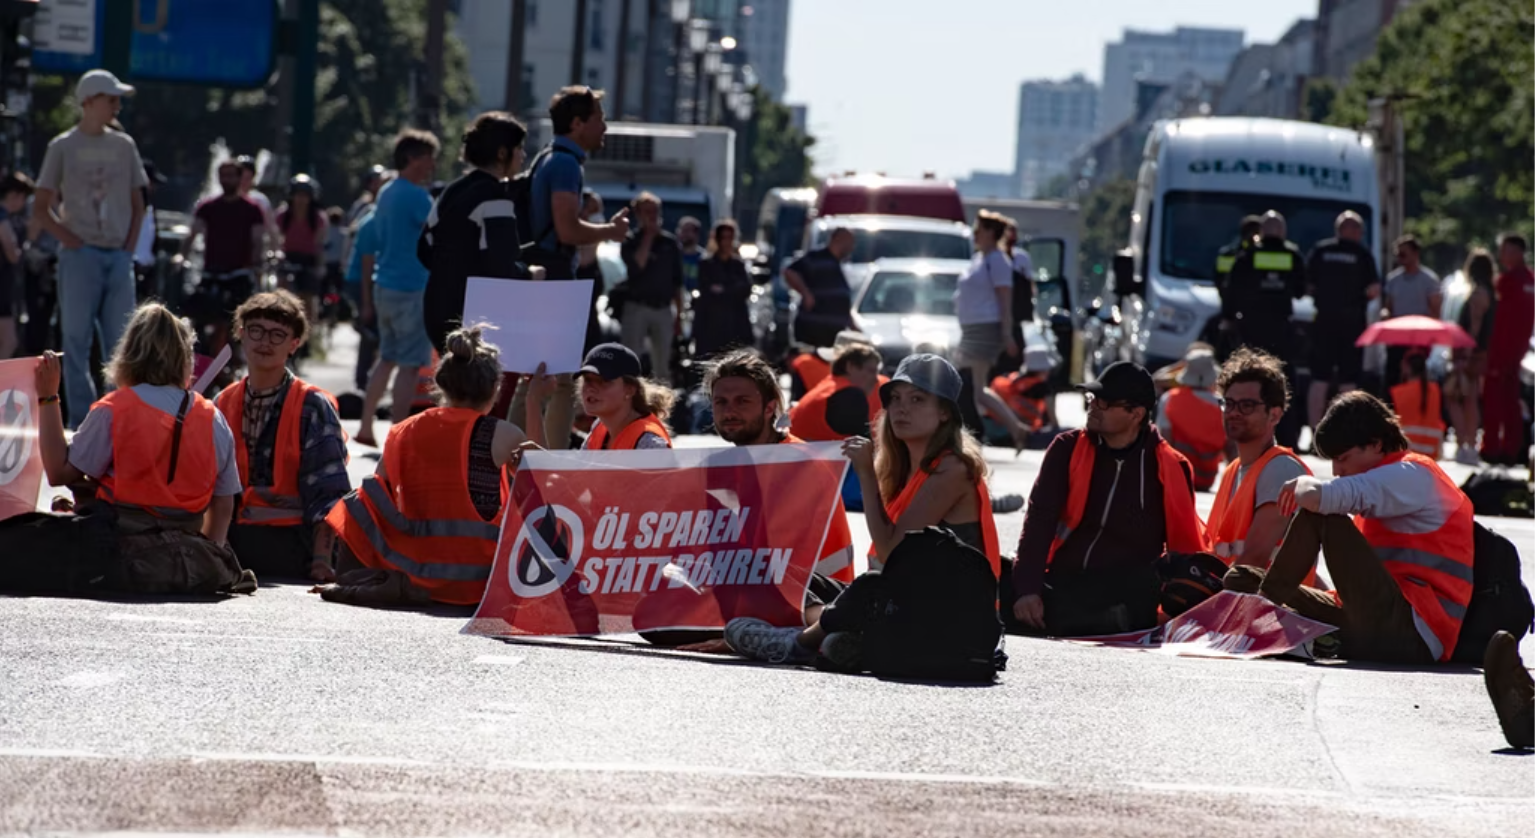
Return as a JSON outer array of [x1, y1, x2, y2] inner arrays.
[[419, 170, 528, 348], [1222, 236, 1306, 342], [1306, 236, 1379, 326]]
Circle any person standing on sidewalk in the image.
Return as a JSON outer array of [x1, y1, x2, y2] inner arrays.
[[355, 129, 440, 447], [508, 86, 630, 449], [1381, 235, 1442, 391], [1482, 234, 1534, 466], [34, 70, 147, 428], [619, 192, 685, 380]]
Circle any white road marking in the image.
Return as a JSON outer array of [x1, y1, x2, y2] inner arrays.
[[53, 671, 124, 688], [474, 654, 525, 666], [105, 613, 200, 625], [0, 747, 108, 758], [137, 632, 328, 643]]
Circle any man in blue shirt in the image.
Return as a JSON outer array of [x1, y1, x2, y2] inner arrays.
[[356, 130, 439, 447], [513, 86, 630, 448]]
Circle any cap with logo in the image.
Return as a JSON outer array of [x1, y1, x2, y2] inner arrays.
[[1075, 361, 1156, 411], [579, 342, 642, 381], [75, 69, 135, 104], [879, 353, 962, 407]]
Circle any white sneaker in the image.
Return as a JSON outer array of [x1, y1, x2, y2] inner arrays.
[[1456, 445, 1481, 466]]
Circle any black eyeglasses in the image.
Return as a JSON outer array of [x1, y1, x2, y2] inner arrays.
[[1218, 397, 1267, 416], [1083, 394, 1134, 411], [243, 323, 292, 345]]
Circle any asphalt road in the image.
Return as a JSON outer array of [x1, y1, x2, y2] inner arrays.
[[3, 328, 1532, 837]]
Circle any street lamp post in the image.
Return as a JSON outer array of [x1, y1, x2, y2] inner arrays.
[[688, 21, 710, 125], [668, 0, 690, 123]]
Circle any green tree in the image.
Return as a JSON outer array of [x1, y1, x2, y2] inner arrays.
[[1077, 178, 1136, 297], [735, 86, 815, 235], [28, 0, 476, 208], [1328, 0, 1534, 261]]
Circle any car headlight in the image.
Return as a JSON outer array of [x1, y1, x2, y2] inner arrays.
[[1153, 303, 1197, 334]]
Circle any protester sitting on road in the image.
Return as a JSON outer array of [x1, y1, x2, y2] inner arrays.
[[691, 220, 754, 361], [25, 304, 253, 595], [789, 340, 884, 442], [1008, 361, 1208, 638], [215, 291, 351, 583], [635, 350, 858, 651], [528, 342, 673, 451], [787, 329, 870, 401], [1222, 391, 1475, 664], [323, 324, 537, 607], [1156, 348, 1225, 491], [1204, 348, 1310, 569], [420, 110, 534, 353], [1390, 350, 1445, 459], [723, 353, 1000, 665]]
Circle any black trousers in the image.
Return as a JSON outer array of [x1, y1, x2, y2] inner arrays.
[[228, 523, 311, 581], [998, 557, 1160, 637], [0, 512, 120, 594]]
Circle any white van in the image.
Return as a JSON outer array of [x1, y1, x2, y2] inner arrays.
[[1101, 117, 1380, 370]]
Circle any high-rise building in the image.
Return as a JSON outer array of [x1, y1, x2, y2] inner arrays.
[[1215, 19, 1315, 120], [1314, 0, 1414, 81], [1098, 26, 1244, 131], [1015, 75, 1098, 199], [739, 0, 790, 101]]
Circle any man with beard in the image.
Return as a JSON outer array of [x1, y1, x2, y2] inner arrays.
[[1203, 348, 1311, 570]]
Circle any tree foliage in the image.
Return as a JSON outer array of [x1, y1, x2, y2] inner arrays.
[[1077, 178, 1136, 295], [735, 86, 815, 235], [1328, 0, 1534, 260], [28, 0, 476, 209]]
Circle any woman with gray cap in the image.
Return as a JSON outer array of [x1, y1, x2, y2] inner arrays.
[[723, 353, 1000, 666], [1155, 348, 1225, 491]]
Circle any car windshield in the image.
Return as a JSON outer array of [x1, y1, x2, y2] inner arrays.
[[814, 227, 974, 262], [1159, 191, 1374, 282], [858, 271, 959, 316]]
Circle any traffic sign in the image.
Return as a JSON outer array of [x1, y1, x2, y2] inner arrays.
[[32, 0, 277, 88]]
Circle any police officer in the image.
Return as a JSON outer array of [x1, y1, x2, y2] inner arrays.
[[1304, 211, 1380, 433], [1210, 215, 1262, 358], [1222, 210, 1306, 447]]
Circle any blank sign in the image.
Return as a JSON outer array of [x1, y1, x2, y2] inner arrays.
[[462, 277, 595, 374]]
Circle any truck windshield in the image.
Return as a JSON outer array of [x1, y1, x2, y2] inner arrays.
[[1159, 191, 1373, 282]]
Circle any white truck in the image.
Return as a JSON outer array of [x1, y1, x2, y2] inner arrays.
[[528, 119, 735, 230], [1092, 117, 1380, 371]]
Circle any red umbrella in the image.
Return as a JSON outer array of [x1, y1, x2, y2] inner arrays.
[[1355, 315, 1476, 349]]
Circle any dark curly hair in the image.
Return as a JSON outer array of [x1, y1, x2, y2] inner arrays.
[[1216, 347, 1289, 412], [1313, 391, 1410, 459]]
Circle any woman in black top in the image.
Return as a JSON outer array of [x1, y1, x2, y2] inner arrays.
[[420, 111, 533, 351], [690, 220, 754, 361]]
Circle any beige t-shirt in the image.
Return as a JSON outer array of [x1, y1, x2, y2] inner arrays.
[[38, 126, 148, 249]]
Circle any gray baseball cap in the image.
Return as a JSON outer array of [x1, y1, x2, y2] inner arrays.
[[880, 353, 962, 407], [76, 69, 134, 104]]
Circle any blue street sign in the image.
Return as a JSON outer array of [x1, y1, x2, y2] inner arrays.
[[34, 0, 277, 88]]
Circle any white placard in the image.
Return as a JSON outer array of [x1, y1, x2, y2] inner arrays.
[[35, 0, 98, 57], [462, 277, 594, 374]]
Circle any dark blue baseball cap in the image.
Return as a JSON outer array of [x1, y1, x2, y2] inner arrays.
[[880, 353, 963, 407], [579, 342, 642, 380]]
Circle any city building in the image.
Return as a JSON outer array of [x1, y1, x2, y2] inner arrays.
[[1215, 19, 1315, 120], [1098, 26, 1244, 132], [1074, 73, 1220, 188], [1314, 0, 1415, 82], [1015, 75, 1098, 199], [738, 0, 790, 101], [955, 170, 1020, 201]]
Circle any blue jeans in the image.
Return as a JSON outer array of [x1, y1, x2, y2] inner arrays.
[[58, 246, 135, 428]]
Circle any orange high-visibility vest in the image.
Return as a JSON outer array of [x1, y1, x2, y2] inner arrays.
[[781, 433, 855, 583], [789, 375, 884, 442], [585, 413, 674, 450], [413, 349, 441, 410], [216, 377, 345, 527], [94, 388, 219, 520], [1048, 431, 1209, 564], [1355, 451, 1475, 662], [325, 407, 505, 605], [1205, 446, 1318, 587], [1390, 380, 1445, 459], [1164, 387, 1226, 491], [874, 456, 1001, 579], [790, 353, 831, 392], [990, 372, 1047, 432]]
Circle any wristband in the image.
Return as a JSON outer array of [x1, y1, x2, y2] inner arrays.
[[38, 394, 60, 406]]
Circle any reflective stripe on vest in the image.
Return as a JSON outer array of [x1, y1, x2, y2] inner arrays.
[[216, 377, 342, 528], [337, 488, 494, 582], [1253, 251, 1295, 271], [358, 476, 502, 542], [1390, 382, 1445, 460], [1216, 254, 1236, 274]]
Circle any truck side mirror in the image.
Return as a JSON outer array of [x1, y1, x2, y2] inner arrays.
[[1111, 252, 1141, 297]]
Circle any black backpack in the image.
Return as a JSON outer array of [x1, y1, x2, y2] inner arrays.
[[859, 527, 1006, 682], [1452, 522, 1535, 663], [1010, 264, 1035, 325], [1459, 469, 1534, 518], [508, 144, 581, 257]]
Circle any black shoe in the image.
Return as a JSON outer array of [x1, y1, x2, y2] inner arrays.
[[1484, 631, 1535, 749]]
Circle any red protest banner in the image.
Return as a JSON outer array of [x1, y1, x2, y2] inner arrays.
[[466, 442, 849, 637], [0, 358, 43, 521], [1157, 591, 1336, 659]]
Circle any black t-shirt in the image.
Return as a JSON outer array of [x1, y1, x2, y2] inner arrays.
[[788, 248, 852, 328], [1306, 237, 1378, 323], [420, 170, 527, 348], [620, 230, 684, 307]]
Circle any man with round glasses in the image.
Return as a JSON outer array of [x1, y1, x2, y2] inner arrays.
[[1203, 348, 1311, 571]]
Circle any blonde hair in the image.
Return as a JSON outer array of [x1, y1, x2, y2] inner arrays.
[[106, 303, 196, 389], [872, 389, 987, 503]]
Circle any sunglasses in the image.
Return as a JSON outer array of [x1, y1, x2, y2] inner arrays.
[[1083, 394, 1136, 411]]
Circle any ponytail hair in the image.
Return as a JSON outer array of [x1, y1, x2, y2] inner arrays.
[[435, 323, 503, 407]]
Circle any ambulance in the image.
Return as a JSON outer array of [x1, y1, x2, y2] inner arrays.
[[1097, 117, 1380, 371]]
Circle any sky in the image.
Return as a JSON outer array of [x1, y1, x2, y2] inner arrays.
[[782, 0, 1317, 180]]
